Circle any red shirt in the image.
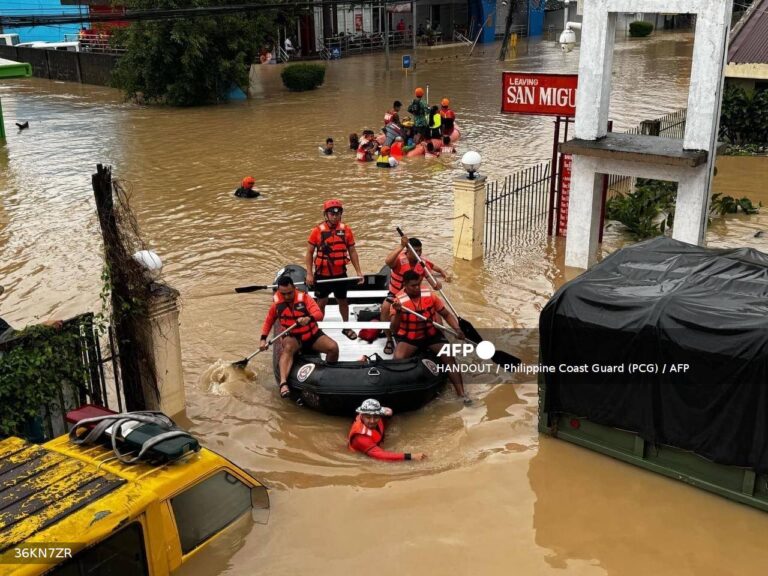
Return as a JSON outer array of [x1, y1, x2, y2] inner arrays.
[[350, 435, 407, 461], [348, 417, 407, 461]]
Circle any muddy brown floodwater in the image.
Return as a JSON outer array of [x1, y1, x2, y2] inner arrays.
[[2, 32, 768, 575]]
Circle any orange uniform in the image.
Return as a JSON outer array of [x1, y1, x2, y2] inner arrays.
[[348, 415, 409, 461], [261, 290, 323, 342], [308, 222, 356, 277], [393, 288, 444, 341], [388, 252, 434, 295]]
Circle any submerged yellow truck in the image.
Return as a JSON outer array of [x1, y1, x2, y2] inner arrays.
[[0, 413, 269, 575]]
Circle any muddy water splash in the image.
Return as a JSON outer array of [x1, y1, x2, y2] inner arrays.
[[3, 32, 768, 574]]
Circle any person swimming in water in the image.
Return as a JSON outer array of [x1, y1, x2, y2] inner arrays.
[[234, 176, 260, 198]]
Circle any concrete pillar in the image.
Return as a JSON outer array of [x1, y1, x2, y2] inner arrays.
[[673, 166, 710, 244], [452, 175, 486, 261], [573, 7, 617, 140], [684, 0, 733, 151], [564, 156, 603, 269], [142, 284, 186, 417]]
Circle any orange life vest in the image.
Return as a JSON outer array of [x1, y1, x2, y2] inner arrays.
[[273, 290, 319, 342], [348, 414, 386, 450], [388, 252, 432, 294], [395, 289, 439, 340], [313, 221, 350, 276]]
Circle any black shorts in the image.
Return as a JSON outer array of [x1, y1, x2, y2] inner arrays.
[[397, 333, 448, 350], [286, 330, 325, 354], [314, 273, 349, 299]]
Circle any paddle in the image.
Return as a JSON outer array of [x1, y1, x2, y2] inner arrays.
[[232, 323, 298, 368], [400, 307, 521, 368], [396, 227, 484, 342], [235, 276, 364, 294]]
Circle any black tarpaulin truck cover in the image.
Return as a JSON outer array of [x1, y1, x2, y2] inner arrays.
[[540, 237, 768, 472]]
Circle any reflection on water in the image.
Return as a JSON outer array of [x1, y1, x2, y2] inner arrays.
[[2, 32, 767, 574]]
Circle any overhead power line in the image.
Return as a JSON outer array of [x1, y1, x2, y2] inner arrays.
[[0, 1, 405, 27]]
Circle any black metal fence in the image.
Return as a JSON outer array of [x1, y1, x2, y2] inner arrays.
[[484, 160, 551, 254], [607, 108, 688, 196], [0, 313, 123, 442]]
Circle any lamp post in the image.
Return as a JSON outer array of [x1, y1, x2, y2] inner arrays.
[[461, 151, 482, 180]]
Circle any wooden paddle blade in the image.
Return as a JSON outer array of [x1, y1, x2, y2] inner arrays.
[[458, 317, 484, 344], [234, 285, 269, 293], [492, 349, 522, 368]]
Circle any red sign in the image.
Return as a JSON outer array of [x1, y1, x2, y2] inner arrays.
[[557, 154, 573, 237], [501, 72, 578, 117]]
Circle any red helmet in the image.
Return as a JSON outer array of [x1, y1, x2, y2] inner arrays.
[[415, 87, 425, 97], [241, 176, 255, 188], [441, 98, 450, 107], [323, 198, 343, 212]]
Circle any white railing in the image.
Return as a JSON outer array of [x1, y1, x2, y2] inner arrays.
[[63, 32, 126, 54], [453, 31, 473, 45]]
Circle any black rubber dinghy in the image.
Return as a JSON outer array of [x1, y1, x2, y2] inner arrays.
[[271, 264, 447, 415]]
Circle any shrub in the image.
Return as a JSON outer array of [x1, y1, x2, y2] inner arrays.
[[606, 179, 676, 239], [281, 63, 326, 92], [629, 21, 654, 37], [720, 84, 768, 146], [606, 180, 760, 240]]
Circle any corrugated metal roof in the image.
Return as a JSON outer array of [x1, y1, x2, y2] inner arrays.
[[0, 437, 125, 552], [729, 0, 768, 64]]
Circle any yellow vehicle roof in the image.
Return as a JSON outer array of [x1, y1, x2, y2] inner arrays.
[[0, 434, 258, 574]]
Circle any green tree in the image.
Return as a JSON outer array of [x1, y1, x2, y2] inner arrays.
[[112, 0, 291, 106]]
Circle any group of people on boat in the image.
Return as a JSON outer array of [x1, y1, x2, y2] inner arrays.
[[257, 198, 468, 413], [348, 87, 459, 165]]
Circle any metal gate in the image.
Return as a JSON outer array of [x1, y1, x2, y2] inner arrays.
[[0, 312, 124, 441], [484, 160, 551, 254]]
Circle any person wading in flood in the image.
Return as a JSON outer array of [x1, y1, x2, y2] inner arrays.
[[407, 87, 430, 141], [260, 276, 339, 398], [234, 176, 260, 198], [381, 236, 450, 355], [390, 271, 469, 402], [305, 199, 365, 340], [348, 399, 426, 461]]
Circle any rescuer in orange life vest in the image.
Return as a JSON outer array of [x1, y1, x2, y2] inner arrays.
[[380, 235, 451, 355], [260, 275, 339, 398], [348, 398, 426, 461], [390, 270, 469, 402], [305, 199, 365, 340]]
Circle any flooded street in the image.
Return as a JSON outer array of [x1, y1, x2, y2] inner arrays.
[[3, 32, 768, 574]]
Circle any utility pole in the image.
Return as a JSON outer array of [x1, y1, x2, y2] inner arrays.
[[384, 0, 390, 71], [412, 0, 417, 70]]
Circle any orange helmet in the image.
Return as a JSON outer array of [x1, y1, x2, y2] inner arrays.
[[241, 176, 255, 188], [415, 87, 425, 97], [441, 98, 450, 107], [381, 146, 391, 154], [323, 198, 343, 212]]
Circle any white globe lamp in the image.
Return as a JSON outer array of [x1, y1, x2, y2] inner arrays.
[[460, 151, 482, 180], [133, 250, 163, 281]]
